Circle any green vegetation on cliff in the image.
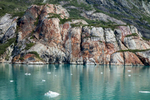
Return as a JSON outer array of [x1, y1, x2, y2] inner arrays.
[[0, 38, 16, 56], [28, 51, 43, 60], [25, 43, 35, 50]]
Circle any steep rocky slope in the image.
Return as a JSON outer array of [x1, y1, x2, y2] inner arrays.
[[1, 4, 150, 65], [1, 0, 150, 38], [85, 0, 150, 38]]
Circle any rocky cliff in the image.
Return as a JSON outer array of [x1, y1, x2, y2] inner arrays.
[[1, 4, 150, 66]]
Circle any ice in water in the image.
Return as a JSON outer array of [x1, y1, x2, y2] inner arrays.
[[42, 80, 46, 82], [128, 70, 131, 72], [128, 75, 131, 77], [47, 72, 51, 74], [44, 91, 60, 98], [139, 91, 150, 93], [25, 73, 31, 76], [10, 80, 14, 82]]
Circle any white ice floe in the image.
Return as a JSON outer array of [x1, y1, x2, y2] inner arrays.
[[42, 80, 46, 82], [101, 72, 103, 74], [128, 70, 131, 72], [47, 72, 51, 74], [71, 74, 73, 75], [10, 80, 14, 82], [28, 73, 31, 76], [55, 75, 57, 76], [139, 91, 150, 93], [128, 75, 131, 77], [25, 73, 31, 76], [44, 91, 60, 98]]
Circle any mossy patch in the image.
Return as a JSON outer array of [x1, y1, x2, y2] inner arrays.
[[25, 43, 35, 50], [0, 37, 16, 56], [28, 51, 43, 60], [117, 49, 150, 53], [125, 33, 138, 37]]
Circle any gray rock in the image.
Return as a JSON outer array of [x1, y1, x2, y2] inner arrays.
[[82, 12, 126, 25], [83, 57, 97, 65], [0, 14, 18, 43]]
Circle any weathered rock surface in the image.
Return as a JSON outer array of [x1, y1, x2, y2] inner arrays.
[[136, 51, 150, 66], [0, 14, 18, 43], [82, 12, 126, 25], [1, 4, 150, 66], [110, 52, 143, 66]]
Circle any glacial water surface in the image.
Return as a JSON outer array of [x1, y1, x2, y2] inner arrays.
[[0, 63, 150, 100]]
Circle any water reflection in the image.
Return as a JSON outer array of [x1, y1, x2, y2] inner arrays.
[[0, 64, 150, 100]]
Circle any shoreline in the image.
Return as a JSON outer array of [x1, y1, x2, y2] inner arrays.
[[0, 61, 145, 66]]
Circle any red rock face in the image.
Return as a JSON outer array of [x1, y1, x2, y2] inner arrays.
[[64, 27, 82, 62], [118, 26, 132, 42], [110, 52, 143, 65], [122, 52, 143, 65], [105, 43, 117, 55], [18, 4, 69, 40], [82, 41, 106, 64], [24, 54, 34, 60], [19, 6, 39, 39], [12, 4, 150, 65], [37, 18, 62, 45]]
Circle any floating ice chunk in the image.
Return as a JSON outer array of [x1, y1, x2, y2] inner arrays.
[[47, 72, 51, 74], [128, 70, 131, 72], [25, 73, 31, 76], [139, 91, 150, 93], [42, 80, 46, 82], [55, 75, 57, 76], [128, 75, 131, 77], [44, 91, 60, 98], [10, 80, 14, 82], [71, 74, 73, 75], [25, 73, 28, 75], [101, 72, 103, 74]]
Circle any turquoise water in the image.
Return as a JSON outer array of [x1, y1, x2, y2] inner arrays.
[[0, 64, 150, 100]]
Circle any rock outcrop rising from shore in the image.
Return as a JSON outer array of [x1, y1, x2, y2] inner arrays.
[[1, 4, 150, 65]]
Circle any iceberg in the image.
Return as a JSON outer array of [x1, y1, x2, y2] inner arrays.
[[42, 80, 46, 82], [139, 91, 150, 93], [128, 70, 131, 72], [10, 80, 14, 82], [47, 72, 51, 74], [25, 73, 31, 76], [44, 91, 60, 98]]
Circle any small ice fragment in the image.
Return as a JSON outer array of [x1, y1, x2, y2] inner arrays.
[[101, 72, 103, 74], [25, 73, 28, 75], [71, 74, 73, 75], [10, 80, 13, 82], [42, 80, 46, 82], [139, 91, 150, 93], [25, 73, 31, 76], [47, 72, 51, 74], [28, 73, 31, 75], [44, 91, 60, 98], [128, 75, 131, 77], [55, 75, 57, 76], [128, 70, 131, 72]]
